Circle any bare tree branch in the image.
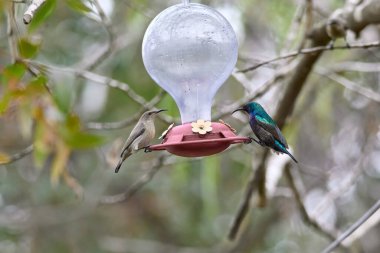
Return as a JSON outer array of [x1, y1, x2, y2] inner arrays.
[[282, 3, 305, 53], [7, 2, 17, 63], [227, 151, 269, 240], [213, 67, 290, 120], [99, 154, 169, 205], [342, 206, 380, 246], [76, 34, 134, 71], [316, 67, 380, 103], [25, 60, 175, 124], [0, 144, 34, 165], [228, 7, 328, 242], [80, 0, 115, 71], [321, 199, 380, 253], [239, 41, 380, 73], [284, 163, 337, 241], [228, 0, 380, 242], [23, 0, 46, 24], [330, 61, 380, 73], [309, 138, 373, 223], [86, 90, 167, 130], [304, 0, 314, 37]]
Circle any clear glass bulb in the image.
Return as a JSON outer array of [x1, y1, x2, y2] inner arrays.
[[142, 3, 238, 123]]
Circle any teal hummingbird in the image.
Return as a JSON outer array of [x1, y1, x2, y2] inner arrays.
[[233, 102, 298, 163]]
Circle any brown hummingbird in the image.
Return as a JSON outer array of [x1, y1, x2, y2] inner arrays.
[[115, 109, 166, 173]]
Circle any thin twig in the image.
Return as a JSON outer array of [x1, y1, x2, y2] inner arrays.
[[86, 113, 141, 130], [120, 1, 153, 19], [284, 163, 337, 241], [23, 0, 46, 24], [330, 61, 380, 73], [282, 4, 305, 53], [213, 68, 289, 120], [321, 199, 380, 253], [227, 151, 269, 241], [76, 34, 134, 71], [86, 90, 166, 130], [81, 0, 115, 71], [24, 60, 174, 124], [63, 167, 84, 199], [305, 0, 314, 35], [296, 0, 314, 51], [99, 154, 168, 205], [316, 67, 380, 103], [342, 206, 380, 246], [26, 61, 144, 102], [0, 144, 34, 165], [309, 139, 373, 224], [239, 41, 380, 73], [7, 2, 17, 63]]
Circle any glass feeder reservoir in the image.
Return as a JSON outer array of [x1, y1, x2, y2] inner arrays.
[[142, 1, 249, 157]]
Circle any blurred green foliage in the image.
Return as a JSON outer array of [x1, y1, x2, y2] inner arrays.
[[0, 0, 379, 253]]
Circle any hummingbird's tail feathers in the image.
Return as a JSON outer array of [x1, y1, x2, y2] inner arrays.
[[115, 152, 133, 173], [273, 140, 298, 163], [114, 159, 123, 173], [285, 150, 298, 163]]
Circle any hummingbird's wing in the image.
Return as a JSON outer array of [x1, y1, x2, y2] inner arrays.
[[255, 115, 288, 148], [120, 127, 146, 157]]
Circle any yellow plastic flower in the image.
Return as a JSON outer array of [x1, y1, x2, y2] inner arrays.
[[191, 120, 212, 135]]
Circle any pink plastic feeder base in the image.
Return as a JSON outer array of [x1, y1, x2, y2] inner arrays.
[[150, 122, 249, 157]]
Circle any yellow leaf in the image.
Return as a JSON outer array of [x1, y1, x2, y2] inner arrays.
[[63, 170, 83, 199], [0, 152, 11, 165], [50, 142, 70, 186]]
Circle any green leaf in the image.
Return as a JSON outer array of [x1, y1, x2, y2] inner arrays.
[[28, 0, 57, 32], [51, 83, 75, 114], [65, 0, 92, 13], [33, 122, 50, 169], [59, 112, 105, 149], [0, 93, 12, 114], [62, 131, 105, 149], [4, 75, 46, 104], [50, 142, 70, 186], [0, 63, 27, 114], [64, 114, 81, 132], [2, 63, 26, 85], [26, 75, 48, 95], [18, 37, 40, 59]]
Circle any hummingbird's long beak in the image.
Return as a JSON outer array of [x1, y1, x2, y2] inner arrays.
[[154, 109, 167, 114], [232, 108, 245, 114]]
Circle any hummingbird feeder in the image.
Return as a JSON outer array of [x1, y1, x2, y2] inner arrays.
[[142, 0, 249, 157]]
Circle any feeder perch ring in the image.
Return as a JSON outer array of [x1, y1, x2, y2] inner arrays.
[[150, 122, 250, 157]]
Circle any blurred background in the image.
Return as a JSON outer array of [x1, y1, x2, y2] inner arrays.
[[0, 0, 380, 252]]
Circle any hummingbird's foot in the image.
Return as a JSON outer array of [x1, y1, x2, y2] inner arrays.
[[244, 137, 253, 144], [144, 146, 152, 153], [248, 137, 264, 146], [327, 40, 335, 50]]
